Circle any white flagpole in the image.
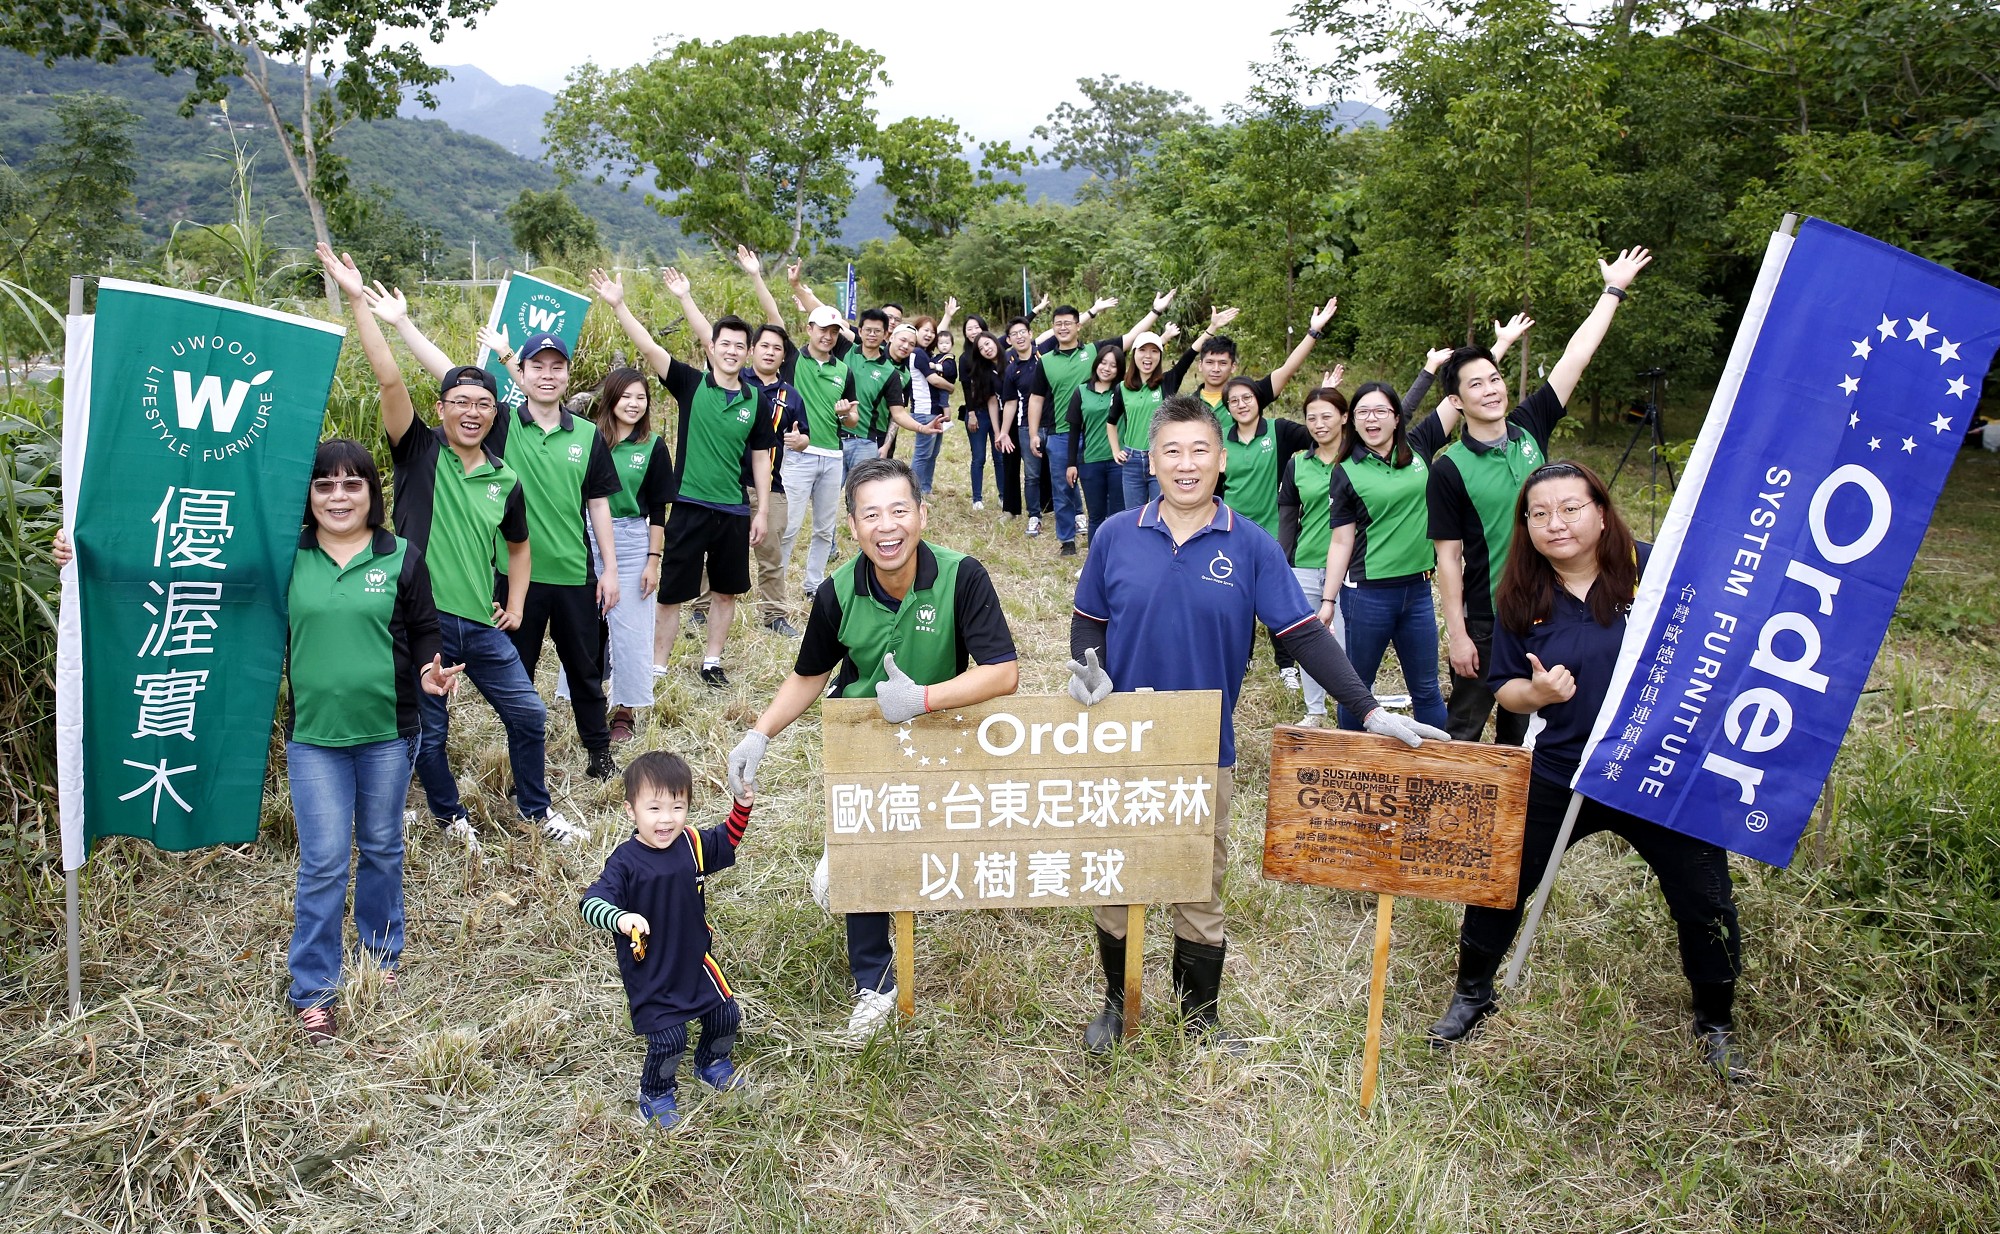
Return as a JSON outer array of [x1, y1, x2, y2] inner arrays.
[[1502, 791, 1583, 990], [63, 273, 86, 1018]]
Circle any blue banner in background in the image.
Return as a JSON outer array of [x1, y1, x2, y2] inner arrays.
[[844, 262, 858, 322], [1574, 218, 2000, 867]]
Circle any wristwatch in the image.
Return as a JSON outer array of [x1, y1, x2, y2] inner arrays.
[[1603, 285, 1628, 302]]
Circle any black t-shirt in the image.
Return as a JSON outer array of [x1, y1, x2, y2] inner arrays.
[[1489, 543, 1653, 785], [795, 547, 1018, 697]]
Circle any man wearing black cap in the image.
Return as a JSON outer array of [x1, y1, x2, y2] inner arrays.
[[374, 294, 627, 800], [329, 251, 578, 848]]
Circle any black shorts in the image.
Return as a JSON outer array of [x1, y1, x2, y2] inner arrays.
[[657, 502, 751, 603]]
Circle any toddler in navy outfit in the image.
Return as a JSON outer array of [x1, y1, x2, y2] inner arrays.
[[581, 751, 752, 1128]]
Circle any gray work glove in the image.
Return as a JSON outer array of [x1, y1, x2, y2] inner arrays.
[[727, 729, 770, 799], [1066, 647, 1113, 707], [1364, 708, 1452, 749], [874, 652, 928, 724]]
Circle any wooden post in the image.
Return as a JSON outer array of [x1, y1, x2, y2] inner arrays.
[[894, 911, 915, 1017], [1359, 893, 1395, 1112], [1122, 904, 1145, 1039]]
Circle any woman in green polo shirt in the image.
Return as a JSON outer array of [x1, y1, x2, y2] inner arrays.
[[1279, 385, 1351, 726], [285, 439, 460, 1044], [1107, 327, 1177, 507], [1062, 344, 1127, 536], [556, 367, 674, 743], [1320, 381, 1457, 732]]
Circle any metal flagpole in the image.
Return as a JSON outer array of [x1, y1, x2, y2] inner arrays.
[[1502, 790, 1584, 991], [65, 273, 84, 1019]]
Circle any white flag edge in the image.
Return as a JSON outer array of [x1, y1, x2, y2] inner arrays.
[[56, 312, 95, 872]]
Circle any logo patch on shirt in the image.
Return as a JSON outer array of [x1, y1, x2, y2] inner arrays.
[[364, 567, 389, 593], [631, 451, 646, 467], [1203, 551, 1236, 586], [567, 443, 584, 462], [486, 482, 502, 502], [915, 603, 939, 633]]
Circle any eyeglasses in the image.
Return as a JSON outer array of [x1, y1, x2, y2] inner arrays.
[[1353, 406, 1396, 420], [1526, 500, 1595, 528], [443, 397, 497, 412], [312, 478, 369, 496]]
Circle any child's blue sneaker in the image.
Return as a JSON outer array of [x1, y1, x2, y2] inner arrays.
[[697, 1058, 750, 1093], [637, 1092, 679, 1129]]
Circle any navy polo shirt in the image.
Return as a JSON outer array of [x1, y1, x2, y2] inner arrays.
[[1073, 497, 1319, 767], [1489, 543, 1652, 786]]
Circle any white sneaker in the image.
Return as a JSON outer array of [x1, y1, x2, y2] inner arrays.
[[1297, 713, 1325, 729], [846, 988, 899, 1042], [1077, 513, 1088, 535], [810, 848, 831, 912], [1026, 516, 1041, 537], [651, 663, 669, 677], [972, 500, 985, 511], [533, 810, 591, 846], [1280, 666, 1302, 692], [440, 814, 482, 854]]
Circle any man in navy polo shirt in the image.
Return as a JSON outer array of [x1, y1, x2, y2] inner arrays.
[[1066, 395, 1449, 1052]]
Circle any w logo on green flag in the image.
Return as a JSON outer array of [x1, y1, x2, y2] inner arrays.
[[171, 369, 273, 433]]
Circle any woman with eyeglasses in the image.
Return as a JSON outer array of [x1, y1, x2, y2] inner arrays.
[[1320, 380, 1458, 732], [1428, 460, 1748, 1081]]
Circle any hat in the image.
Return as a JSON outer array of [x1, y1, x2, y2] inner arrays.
[[440, 365, 498, 397], [807, 305, 843, 329], [890, 323, 918, 339], [519, 331, 570, 362], [1131, 331, 1165, 352]]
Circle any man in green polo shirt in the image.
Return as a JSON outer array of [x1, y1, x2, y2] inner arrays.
[[594, 269, 780, 688], [1163, 298, 1340, 423], [380, 304, 627, 785], [725, 457, 1020, 1043], [1428, 245, 1653, 744], [786, 304, 862, 597]]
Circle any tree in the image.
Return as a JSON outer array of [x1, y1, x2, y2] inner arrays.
[[1033, 75, 1209, 195], [547, 32, 887, 259], [0, 92, 139, 295], [871, 116, 1031, 242], [332, 187, 440, 292], [0, 0, 501, 309], [505, 187, 600, 270]]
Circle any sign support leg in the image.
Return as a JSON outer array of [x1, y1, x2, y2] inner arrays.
[[66, 867, 82, 1019], [1503, 790, 1583, 991], [893, 910, 915, 1018], [1122, 904, 1145, 1039], [1359, 893, 1394, 1112]]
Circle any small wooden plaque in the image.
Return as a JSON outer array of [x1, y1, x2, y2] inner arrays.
[[1262, 727, 1531, 909], [821, 692, 1222, 914]]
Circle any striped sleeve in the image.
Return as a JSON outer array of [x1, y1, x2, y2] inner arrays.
[[580, 896, 624, 932], [726, 800, 751, 847]]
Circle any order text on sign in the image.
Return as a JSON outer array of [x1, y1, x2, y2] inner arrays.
[[1262, 727, 1531, 908], [821, 692, 1222, 914]]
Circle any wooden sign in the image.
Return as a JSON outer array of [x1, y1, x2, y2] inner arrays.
[[821, 691, 1221, 914], [1262, 727, 1531, 909]]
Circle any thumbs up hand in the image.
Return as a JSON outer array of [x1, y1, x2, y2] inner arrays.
[[1526, 654, 1576, 706]]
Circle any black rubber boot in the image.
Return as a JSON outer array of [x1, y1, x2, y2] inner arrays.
[[1691, 980, 1750, 1084], [1083, 927, 1126, 1055], [1427, 941, 1504, 1049], [1172, 936, 1245, 1054]]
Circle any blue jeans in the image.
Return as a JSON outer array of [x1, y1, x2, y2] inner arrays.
[[1121, 450, 1158, 508], [1074, 457, 1122, 533], [416, 613, 550, 821], [910, 410, 942, 493], [965, 414, 991, 503], [1045, 432, 1078, 543], [1336, 579, 1449, 731], [287, 737, 414, 1009], [1021, 424, 1046, 521], [841, 435, 878, 477]]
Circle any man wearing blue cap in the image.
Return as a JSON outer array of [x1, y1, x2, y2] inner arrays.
[[375, 302, 626, 815]]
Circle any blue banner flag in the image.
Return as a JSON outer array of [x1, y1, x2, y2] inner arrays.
[[844, 262, 858, 323], [1574, 219, 2000, 866], [1022, 267, 1032, 317]]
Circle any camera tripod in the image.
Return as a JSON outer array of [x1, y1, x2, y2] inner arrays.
[[1609, 367, 1676, 534]]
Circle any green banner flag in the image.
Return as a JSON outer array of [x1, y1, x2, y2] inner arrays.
[[477, 272, 591, 413], [58, 279, 343, 865]]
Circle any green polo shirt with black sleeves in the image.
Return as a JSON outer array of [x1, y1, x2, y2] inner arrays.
[[1030, 336, 1121, 434], [832, 339, 905, 440], [386, 423, 530, 626], [794, 350, 857, 453], [286, 527, 441, 746], [1063, 384, 1124, 464], [1279, 450, 1339, 567], [1426, 383, 1567, 621], [794, 542, 1018, 699], [485, 405, 623, 586], [1328, 444, 1435, 583], [1221, 415, 1314, 534], [1118, 382, 1166, 449], [607, 429, 677, 525], [658, 357, 781, 513]]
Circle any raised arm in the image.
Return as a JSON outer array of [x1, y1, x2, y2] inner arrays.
[[936, 295, 958, 338], [1269, 297, 1339, 396], [1547, 248, 1650, 406], [661, 267, 713, 351], [738, 245, 786, 327], [589, 267, 674, 376], [1491, 312, 1533, 365], [317, 244, 413, 445], [363, 283, 456, 381]]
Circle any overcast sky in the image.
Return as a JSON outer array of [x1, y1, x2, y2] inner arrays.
[[429, 1, 1358, 146]]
